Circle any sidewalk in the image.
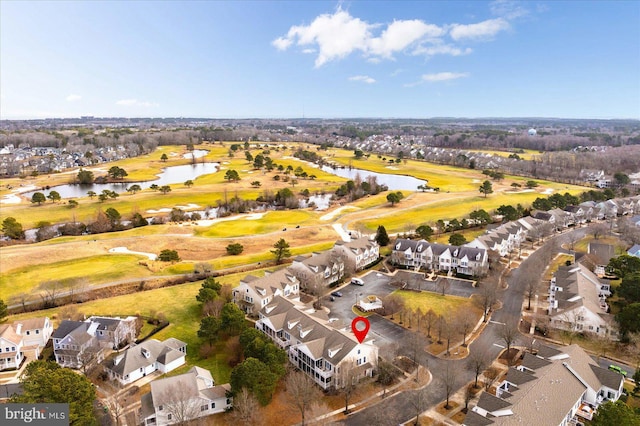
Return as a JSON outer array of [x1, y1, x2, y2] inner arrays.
[[304, 366, 432, 425]]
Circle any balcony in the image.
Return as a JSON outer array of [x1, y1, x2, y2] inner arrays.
[[575, 403, 594, 421]]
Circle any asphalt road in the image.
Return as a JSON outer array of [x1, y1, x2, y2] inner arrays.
[[339, 226, 634, 425]]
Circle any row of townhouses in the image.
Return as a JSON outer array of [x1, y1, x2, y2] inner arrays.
[[256, 295, 378, 390], [390, 239, 489, 276], [546, 263, 617, 338], [233, 237, 379, 315], [464, 344, 624, 426]]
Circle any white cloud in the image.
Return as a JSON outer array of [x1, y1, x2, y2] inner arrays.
[[281, 7, 371, 67], [302, 48, 316, 54], [490, 0, 529, 19], [65, 94, 82, 102], [272, 37, 293, 50], [116, 99, 158, 107], [349, 75, 376, 84], [449, 18, 510, 41], [413, 43, 472, 56], [368, 20, 444, 58], [421, 72, 469, 82], [273, 7, 456, 67]]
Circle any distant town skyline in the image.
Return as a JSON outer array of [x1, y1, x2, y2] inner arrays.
[[1, 1, 639, 120]]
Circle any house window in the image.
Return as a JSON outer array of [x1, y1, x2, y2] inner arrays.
[[167, 414, 172, 420], [35, 330, 39, 334], [211, 402, 216, 409], [158, 405, 163, 411], [26, 331, 30, 335], [226, 398, 231, 405], [201, 405, 208, 411]]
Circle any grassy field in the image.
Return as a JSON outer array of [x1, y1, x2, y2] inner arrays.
[[194, 210, 320, 238], [6, 272, 253, 384], [542, 254, 576, 280], [393, 289, 481, 318], [0, 254, 151, 302]]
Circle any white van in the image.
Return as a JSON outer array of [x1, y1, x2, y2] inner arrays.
[[351, 278, 364, 286]]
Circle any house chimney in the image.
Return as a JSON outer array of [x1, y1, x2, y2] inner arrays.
[[15, 323, 22, 335]]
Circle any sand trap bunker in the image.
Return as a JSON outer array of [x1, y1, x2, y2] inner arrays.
[[193, 212, 265, 227], [108, 246, 157, 260]]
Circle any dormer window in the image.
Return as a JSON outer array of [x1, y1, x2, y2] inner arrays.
[[395, 242, 401, 250]]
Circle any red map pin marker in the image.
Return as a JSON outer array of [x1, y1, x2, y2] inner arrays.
[[351, 316, 370, 343]]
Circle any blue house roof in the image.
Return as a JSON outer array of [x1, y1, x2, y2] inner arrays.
[[628, 244, 640, 258]]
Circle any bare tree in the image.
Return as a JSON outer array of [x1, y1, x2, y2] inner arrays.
[[78, 344, 101, 375], [335, 358, 359, 414], [408, 386, 432, 426], [464, 384, 475, 412], [400, 331, 423, 380], [10, 292, 31, 313], [558, 308, 583, 345], [467, 351, 489, 389], [422, 309, 437, 338], [457, 312, 475, 347], [203, 298, 225, 317], [475, 281, 499, 322], [286, 370, 321, 426], [435, 314, 445, 344], [382, 293, 404, 318], [232, 388, 261, 425], [437, 277, 451, 295], [441, 363, 459, 409], [306, 400, 332, 426], [442, 314, 456, 356], [39, 279, 62, 308], [483, 366, 501, 392], [498, 324, 518, 365], [159, 381, 201, 425], [105, 392, 127, 426], [590, 223, 609, 240]]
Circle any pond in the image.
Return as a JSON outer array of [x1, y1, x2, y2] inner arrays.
[[321, 165, 427, 191], [24, 162, 220, 199]]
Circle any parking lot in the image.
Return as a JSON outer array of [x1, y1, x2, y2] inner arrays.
[[324, 270, 478, 347]]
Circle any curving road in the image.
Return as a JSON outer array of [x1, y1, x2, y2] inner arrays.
[[341, 227, 601, 425]]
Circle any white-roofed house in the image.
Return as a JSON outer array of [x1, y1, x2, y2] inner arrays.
[[103, 338, 186, 386], [140, 366, 231, 425], [333, 237, 379, 272], [256, 296, 378, 390], [232, 268, 300, 315]]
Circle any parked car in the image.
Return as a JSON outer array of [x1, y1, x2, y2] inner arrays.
[[351, 278, 364, 286], [608, 365, 627, 376], [331, 291, 343, 297]]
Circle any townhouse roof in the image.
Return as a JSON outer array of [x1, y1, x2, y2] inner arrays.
[[13, 317, 48, 331], [105, 338, 185, 377], [628, 244, 640, 257], [393, 238, 486, 261], [466, 344, 623, 425], [52, 320, 85, 339], [587, 243, 615, 266], [87, 316, 132, 332], [531, 210, 552, 221], [0, 324, 21, 344], [259, 296, 361, 366], [334, 236, 378, 253], [549, 264, 608, 319], [464, 410, 495, 426], [238, 268, 299, 298]]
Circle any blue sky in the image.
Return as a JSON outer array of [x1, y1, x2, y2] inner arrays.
[[1, 1, 639, 119]]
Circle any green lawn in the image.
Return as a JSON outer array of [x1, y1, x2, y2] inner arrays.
[[194, 210, 320, 238], [393, 289, 480, 317], [7, 272, 252, 384], [0, 254, 151, 302], [358, 191, 584, 233]]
